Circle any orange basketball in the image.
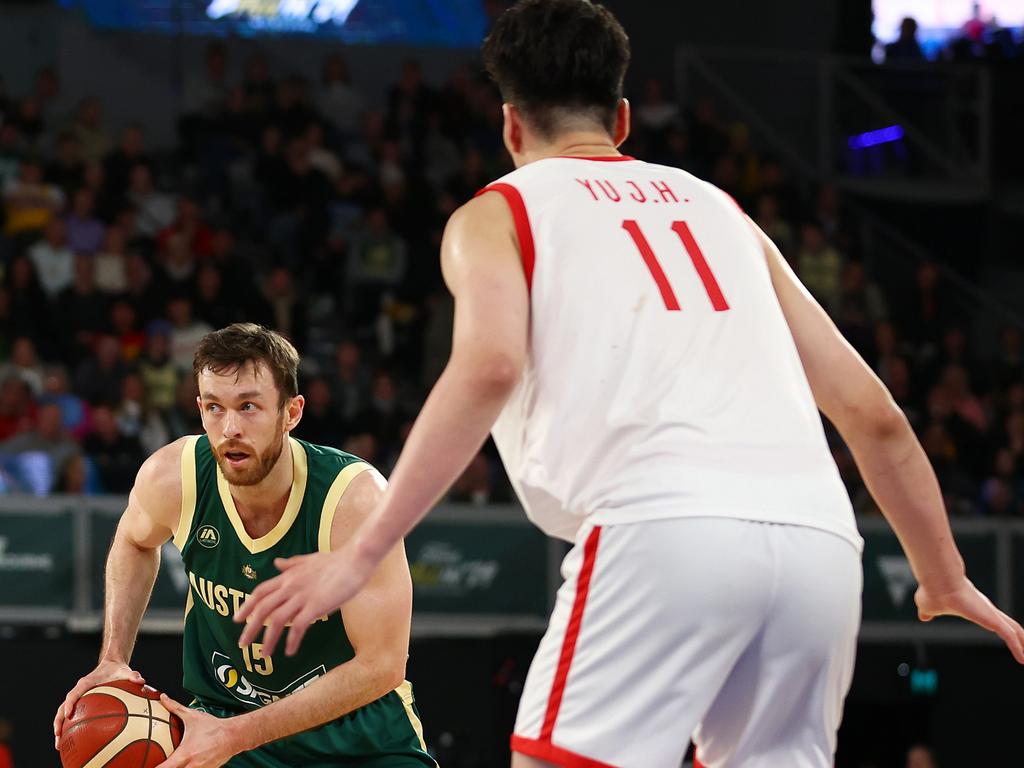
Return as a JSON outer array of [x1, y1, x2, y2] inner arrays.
[[59, 680, 184, 768]]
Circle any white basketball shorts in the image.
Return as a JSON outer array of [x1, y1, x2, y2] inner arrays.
[[511, 516, 862, 768]]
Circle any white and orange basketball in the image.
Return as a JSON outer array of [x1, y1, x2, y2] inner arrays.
[[59, 680, 184, 768]]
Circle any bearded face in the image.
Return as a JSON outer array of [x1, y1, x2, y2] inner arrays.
[[211, 412, 286, 486]]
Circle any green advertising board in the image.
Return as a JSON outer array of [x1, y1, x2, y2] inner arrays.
[[407, 519, 552, 617], [861, 526, 999, 623], [89, 510, 190, 616], [0, 508, 74, 612]]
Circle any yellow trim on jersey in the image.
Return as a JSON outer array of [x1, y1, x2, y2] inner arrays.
[[172, 435, 200, 551], [216, 437, 308, 554], [317, 461, 371, 553], [395, 680, 428, 753], [184, 589, 195, 621]]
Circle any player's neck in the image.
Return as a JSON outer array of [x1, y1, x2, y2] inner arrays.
[[228, 439, 294, 523], [518, 131, 621, 166]]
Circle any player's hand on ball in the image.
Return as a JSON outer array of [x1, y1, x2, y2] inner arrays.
[[234, 543, 376, 657], [54, 659, 145, 749], [158, 694, 239, 768], [915, 577, 1024, 664]]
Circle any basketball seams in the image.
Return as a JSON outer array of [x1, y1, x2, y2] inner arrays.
[[138, 698, 153, 768]]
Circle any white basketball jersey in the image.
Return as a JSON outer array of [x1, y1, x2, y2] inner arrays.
[[481, 155, 859, 549]]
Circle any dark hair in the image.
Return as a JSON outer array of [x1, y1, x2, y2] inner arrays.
[[482, 0, 630, 138], [192, 323, 299, 407]]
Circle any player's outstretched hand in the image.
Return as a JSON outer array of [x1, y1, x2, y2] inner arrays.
[[915, 577, 1024, 664], [159, 694, 240, 768], [234, 543, 377, 657], [54, 659, 145, 749]]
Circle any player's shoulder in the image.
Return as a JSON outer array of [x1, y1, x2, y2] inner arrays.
[[295, 436, 366, 469], [129, 436, 192, 525]]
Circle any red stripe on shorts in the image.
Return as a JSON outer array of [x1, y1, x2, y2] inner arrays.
[[510, 734, 617, 768], [540, 525, 602, 741]]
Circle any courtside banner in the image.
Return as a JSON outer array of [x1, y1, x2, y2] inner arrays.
[[0, 506, 74, 614]]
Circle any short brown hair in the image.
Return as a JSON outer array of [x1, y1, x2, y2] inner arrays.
[[192, 323, 299, 407]]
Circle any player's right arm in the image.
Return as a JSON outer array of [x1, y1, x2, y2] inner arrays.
[[757, 223, 1024, 663], [54, 438, 187, 747]]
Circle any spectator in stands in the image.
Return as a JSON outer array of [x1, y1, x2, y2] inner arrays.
[[319, 54, 364, 139], [158, 195, 212, 258], [450, 452, 493, 505], [55, 254, 107, 362], [115, 371, 167, 455], [102, 123, 150, 215], [903, 261, 955, 347], [297, 376, 344, 446], [193, 264, 235, 330], [28, 217, 74, 299], [93, 224, 129, 295], [257, 267, 307, 352], [67, 97, 111, 163], [755, 192, 794, 255], [164, 374, 202, 439], [5, 255, 50, 345], [243, 53, 275, 116], [796, 220, 843, 313], [166, 296, 212, 373], [121, 252, 162, 326], [0, 337, 45, 396], [137, 328, 177, 416], [635, 77, 679, 148], [46, 132, 85, 198], [0, 376, 36, 441], [0, 122, 23, 190], [43, 364, 90, 439], [885, 17, 926, 61], [65, 186, 105, 254], [348, 208, 408, 317], [184, 41, 229, 120], [993, 326, 1023, 390], [329, 339, 371, 427], [354, 370, 410, 464], [0, 400, 81, 490], [110, 299, 146, 362], [73, 334, 128, 405], [3, 157, 64, 237], [127, 164, 176, 239], [82, 403, 143, 493]]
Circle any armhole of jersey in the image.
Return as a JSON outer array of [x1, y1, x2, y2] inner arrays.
[[172, 435, 200, 551], [475, 182, 536, 292], [317, 461, 372, 553]]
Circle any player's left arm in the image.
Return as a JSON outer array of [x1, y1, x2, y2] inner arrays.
[[236, 190, 528, 655], [160, 470, 414, 766]]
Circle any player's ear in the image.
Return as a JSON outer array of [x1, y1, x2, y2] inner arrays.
[[613, 98, 631, 148], [284, 394, 304, 431], [502, 103, 523, 157]]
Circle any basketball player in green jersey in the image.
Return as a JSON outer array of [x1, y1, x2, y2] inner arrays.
[[54, 324, 435, 768]]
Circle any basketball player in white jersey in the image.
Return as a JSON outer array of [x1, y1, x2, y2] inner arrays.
[[237, 1, 1024, 765]]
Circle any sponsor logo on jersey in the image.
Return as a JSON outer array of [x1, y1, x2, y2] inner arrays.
[[211, 651, 325, 707], [197, 525, 220, 549]]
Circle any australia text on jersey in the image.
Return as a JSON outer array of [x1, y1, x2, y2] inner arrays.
[[189, 570, 330, 625]]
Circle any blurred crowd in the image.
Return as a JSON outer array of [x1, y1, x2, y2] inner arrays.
[[0, 44, 1021, 516]]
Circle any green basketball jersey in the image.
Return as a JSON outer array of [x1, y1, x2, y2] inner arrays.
[[172, 434, 435, 767]]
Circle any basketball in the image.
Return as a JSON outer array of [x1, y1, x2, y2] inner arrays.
[[59, 680, 184, 768]]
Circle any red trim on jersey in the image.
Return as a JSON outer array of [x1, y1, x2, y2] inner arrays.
[[511, 735, 617, 768], [694, 754, 705, 768], [540, 526, 602, 740], [555, 155, 636, 162], [475, 183, 536, 291]]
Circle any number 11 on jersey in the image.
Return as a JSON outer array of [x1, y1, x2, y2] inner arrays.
[[622, 220, 730, 312]]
